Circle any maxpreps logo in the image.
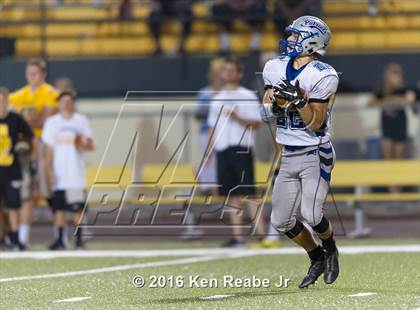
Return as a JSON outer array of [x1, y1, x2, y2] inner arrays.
[[304, 19, 328, 35]]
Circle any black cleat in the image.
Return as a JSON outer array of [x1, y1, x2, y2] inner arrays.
[[9, 241, 26, 252], [299, 257, 325, 288], [324, 249, 340, 284], [48, 240, 66, 251]]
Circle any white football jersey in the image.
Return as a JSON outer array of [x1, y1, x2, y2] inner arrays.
[[263, 55, 339, 146]]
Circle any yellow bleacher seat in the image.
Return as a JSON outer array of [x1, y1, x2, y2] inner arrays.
[[329, 30, 420, 51], [5, 0, 420, 56], [261, 32, 280, 51], [16, 37, 156, 57], [44, 22, 150, 38], [324, 0, 420, 14], [47, 7, 116, 20], [192, 2, 210, 18], [327, 15, 420, 30], [132, 4, 151, 19], [16, 39, 42, 56]]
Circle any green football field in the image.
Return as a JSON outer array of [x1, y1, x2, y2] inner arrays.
[[1, 240, 419, 309]]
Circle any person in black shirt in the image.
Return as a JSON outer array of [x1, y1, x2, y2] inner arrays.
[[273, 0, 322, 35], [0, 87, 34, 250], [211, 0, 267, 54], [148, 0, 192, 54], [369, 63, 415, 160]]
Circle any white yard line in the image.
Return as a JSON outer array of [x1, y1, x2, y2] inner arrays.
[[199, 295, 234, 300], [54, 296, 92, 303], [0, 254, 245, 283], [348, 293, 377, 297], [0, 244, 419, 260]]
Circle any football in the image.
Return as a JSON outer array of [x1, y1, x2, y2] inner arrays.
[[273, 97, 288, 108]]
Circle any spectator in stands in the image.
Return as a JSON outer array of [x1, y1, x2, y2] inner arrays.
[[369, 63, 415, 160], [149, 0, 192, 54], [43, 91, 94, 250], [0, 87, 34, 250], [368, 0, 378, 16], [212, 0, 267, 54], [8, 58, 59, 249], [118, 0, 133, 21], [207, 57, 264, 247], [273, 0, 322, 35]]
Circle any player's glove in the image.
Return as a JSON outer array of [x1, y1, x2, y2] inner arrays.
[[273, 79, 307, 110], [260, 102, 284, 122]]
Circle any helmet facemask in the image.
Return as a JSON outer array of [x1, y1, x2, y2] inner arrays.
[[280, 28, 304, 59]]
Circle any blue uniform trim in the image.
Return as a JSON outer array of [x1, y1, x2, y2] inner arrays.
[[284, 145, 307, 152], [286, 58, 308, 81], [320, 168, 331, 182], [319, 146, 332, 154], [319, 156, 334, 166]]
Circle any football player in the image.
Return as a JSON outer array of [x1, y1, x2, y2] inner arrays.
[[261, 16, 340, 288], [0, 87, 34, 250]]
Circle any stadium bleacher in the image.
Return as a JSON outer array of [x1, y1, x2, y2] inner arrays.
[[0, 0, 418, 57]]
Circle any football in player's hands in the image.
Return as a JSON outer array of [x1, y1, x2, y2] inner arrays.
[[270, 93, 288, 109], [74, 134, 82, 150], [75, 135, 93, 151], [274, 79, 308, 110]]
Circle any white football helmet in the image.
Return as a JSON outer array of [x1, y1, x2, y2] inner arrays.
[[280, 16, 331, 58]]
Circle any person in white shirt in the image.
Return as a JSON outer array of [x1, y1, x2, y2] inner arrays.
[[207, 57, 263, 247], [42, 91, 94, 250]]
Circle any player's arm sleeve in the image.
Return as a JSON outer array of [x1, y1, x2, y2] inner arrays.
[[308, 75, 339, 103], [18, 115, 34, 140]]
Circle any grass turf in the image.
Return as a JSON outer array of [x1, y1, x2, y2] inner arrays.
[[27, 237, 420, 251], [1, 248, 419, 309]]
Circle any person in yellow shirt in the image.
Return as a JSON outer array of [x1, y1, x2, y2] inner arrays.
[[9, 58, 59, 248]]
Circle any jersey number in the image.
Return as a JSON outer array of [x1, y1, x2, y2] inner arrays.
[[276, 111, 305, 130], [0, 124, 14, 166]]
